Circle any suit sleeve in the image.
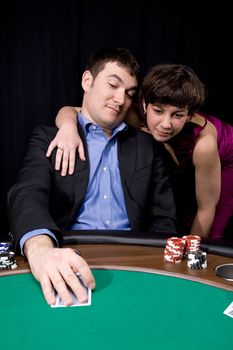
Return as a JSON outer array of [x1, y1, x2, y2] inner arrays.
[[148, 140, 177, 234], [7, 125, 62, 251]]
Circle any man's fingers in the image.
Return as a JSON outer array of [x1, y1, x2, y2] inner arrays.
[[78, 266, 95, 290], [59, 267, 89, 303], [40, 274, 56, 305], [70, 253, 96, 290], [49, 270, 75, 306]]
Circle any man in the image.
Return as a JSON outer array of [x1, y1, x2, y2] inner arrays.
[[8, 48, 177, 306]]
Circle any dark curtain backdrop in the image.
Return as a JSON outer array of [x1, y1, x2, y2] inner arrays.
[[0, 0, 232, 240]]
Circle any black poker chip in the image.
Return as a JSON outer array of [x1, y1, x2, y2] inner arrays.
[[0, 243, 17, 270]]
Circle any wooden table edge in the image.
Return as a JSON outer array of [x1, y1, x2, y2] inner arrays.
[[0, 244, 232, 292]]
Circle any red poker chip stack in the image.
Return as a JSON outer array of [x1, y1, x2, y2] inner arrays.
[[164, 237, 186, 263], [182, 235, 201, 255]]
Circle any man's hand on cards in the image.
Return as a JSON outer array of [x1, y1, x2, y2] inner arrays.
[[51, 273, 92, 308]]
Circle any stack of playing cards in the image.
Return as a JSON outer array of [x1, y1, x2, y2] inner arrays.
[[223, 301, 233, 318], [51, 273, 92, 308]]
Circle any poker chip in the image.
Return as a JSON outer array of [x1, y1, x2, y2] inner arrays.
[[0, 242, 9, 253], [0, 243, 17, 270]]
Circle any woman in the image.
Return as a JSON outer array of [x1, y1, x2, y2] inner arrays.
[[47, 64, 233, 239]]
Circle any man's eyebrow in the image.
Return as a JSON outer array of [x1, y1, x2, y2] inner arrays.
[[107, 74, 138, 91], [107, 73, 123, 82]]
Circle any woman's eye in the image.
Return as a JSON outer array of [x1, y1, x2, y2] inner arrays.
[[174, 114, 185, 119], [126, 90, 136, 98]]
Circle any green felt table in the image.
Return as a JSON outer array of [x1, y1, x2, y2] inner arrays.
[[0, 268, 232, 350]]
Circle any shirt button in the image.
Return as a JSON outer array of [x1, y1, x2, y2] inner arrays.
[[103, 195, 108, 199], [106, 220, 110, 225], [103, 167, 107, 171], [92, 125, 97, 130]]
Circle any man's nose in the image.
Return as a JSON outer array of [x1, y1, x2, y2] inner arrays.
[[114, 90, 125, 105]]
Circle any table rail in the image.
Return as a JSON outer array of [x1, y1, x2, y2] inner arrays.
[[1, 244, 233, 292]]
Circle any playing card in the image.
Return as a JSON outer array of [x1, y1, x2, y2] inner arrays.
[[51, 273, 92, 308], [223, 301, 233, 318]]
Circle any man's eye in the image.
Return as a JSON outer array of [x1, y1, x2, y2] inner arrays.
[[109, 83, 117, 88]]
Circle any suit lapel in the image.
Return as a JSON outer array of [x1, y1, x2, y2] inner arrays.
[[73, 124, 89, 207], [118, 128, 137, 185]]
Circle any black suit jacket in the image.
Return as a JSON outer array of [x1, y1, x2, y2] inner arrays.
[[8, 124, 177, 250]]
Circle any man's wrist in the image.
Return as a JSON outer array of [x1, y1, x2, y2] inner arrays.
[[24, 234, 54, 259]]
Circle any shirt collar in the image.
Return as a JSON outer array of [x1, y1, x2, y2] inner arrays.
[[78, 112, 128, 136]]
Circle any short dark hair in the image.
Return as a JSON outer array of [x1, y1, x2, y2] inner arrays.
[[85, 47, 140, 82], [141, 64, 206, 115]]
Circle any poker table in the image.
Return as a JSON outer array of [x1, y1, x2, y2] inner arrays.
[[0, 242, 233, 350]]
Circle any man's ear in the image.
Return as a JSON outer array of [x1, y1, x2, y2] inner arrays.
[[81, 70, 93, 91]]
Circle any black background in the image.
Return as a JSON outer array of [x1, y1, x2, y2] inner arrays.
[[1, 0, 232, 240]]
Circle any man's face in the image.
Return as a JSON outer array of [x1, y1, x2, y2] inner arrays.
[[81, 62, 138, 133]]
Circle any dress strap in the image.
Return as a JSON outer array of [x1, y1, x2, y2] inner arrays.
[[202, 117, 208, 128]]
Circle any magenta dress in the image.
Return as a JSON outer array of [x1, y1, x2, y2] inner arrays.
[[167, 114, 233, 239]]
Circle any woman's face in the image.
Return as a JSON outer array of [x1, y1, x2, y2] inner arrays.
[[145, 103, 190, 142]]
